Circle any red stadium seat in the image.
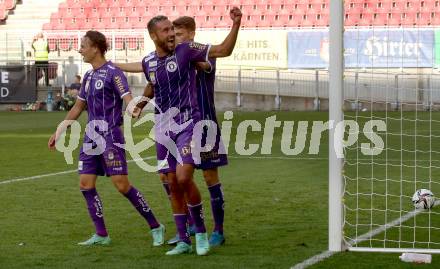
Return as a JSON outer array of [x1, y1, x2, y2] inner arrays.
[[417, 15, 431, 26], [47, 37, 57, 51], [387, 16, 401, 26], [270, 16, 288, 28], [42, 23, 52, 31], [372, 12, 388, 26], [3, 0, 15, 10], [132, 19, 147, 29], [256, 16, 272, 28], [344, 15, 360, 26], [58, 37, 71, 51], [431, 15, 440, 25], [300, 16, 316, 28], [127, 37, 141, 50], [401, 14, 416, 26], [315, 14, 329, 27]]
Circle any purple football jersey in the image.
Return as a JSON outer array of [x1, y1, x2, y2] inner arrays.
[[142, 42, 210, 124], [196, 58, 217, 122], [78, 61, 131, 143]]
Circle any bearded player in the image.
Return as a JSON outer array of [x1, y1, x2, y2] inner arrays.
[[138, 16, 228, 247], [117, 7, 241, 255]]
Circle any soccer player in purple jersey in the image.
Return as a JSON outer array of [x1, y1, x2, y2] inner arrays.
[[174, 16, 228, 247], [116, 7, 241, 255], [48, 31, 165, 247], [140, 16, 228, 247]]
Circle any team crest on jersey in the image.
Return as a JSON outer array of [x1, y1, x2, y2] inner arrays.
[[149, 72, 156, 84], [95, 79, 104, 90], [166, 61, 177, 72], [149, 61, 157, 67], [108, 151, 114, 160], [181, 145, 191, 156]]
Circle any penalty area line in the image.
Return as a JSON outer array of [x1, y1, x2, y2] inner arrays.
[[0, 157, 154, 185]]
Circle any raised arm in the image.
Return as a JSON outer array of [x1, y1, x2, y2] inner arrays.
[[114, 62, 144, 73], [208, 7, 242, 58]]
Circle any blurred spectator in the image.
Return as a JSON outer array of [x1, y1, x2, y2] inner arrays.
[[55, 75, 81, 111], [32, 32, 50, 86], [65, 56, 79, 86]]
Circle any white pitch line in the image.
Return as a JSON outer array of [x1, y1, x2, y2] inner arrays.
[[291, 200, 440, 269], [291, 251, 335, 269], [0, 157, 154, 185], [0, 169, 78, 185], [228, 155, 327, 160]]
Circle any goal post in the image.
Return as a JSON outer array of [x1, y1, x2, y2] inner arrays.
[[328, 0, 345, 252], [330, 0, 440, 254]]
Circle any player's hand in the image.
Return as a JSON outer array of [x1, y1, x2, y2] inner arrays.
[[132, 106, 142, 118], [48, 132, 57, 150], [229, 7, 242, 24]]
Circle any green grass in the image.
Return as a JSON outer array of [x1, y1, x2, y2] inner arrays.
[[0, 111, 439, 268]]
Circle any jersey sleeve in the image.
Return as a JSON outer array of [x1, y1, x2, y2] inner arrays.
[[112, 68, 131, 99], [77, 71, 89, 101], [205, 57, 216, 73], [178, 42, 211, 64], [142, 56, 149, 80]]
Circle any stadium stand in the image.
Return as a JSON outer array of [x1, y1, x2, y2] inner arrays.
[[0, 0, 17, 22], [39, 0, 440, 31], [1, 1, 440, 58]]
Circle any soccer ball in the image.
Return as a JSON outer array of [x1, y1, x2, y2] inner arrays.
[[412, 189, 435, 209]]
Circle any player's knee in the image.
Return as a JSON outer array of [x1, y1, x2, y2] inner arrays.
[[176, 175, 192, 186], [111, 176, 131, 194], [159, 173, 168, 183], [79, 178, 95, 190], [167, 174, 180, 193], [203, 169, 219, 186]]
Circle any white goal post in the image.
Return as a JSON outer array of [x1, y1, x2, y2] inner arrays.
[[329, 0, 440, 254]]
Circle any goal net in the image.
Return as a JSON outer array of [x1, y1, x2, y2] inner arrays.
[[336, 3, 440, 253]]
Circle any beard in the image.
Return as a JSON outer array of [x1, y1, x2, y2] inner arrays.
[[156, 38, 174, 54]]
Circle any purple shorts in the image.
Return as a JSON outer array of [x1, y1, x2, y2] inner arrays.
[[78, 136, 127, 177], [155, 121, 197, 174], [195, 122, 228, 170]]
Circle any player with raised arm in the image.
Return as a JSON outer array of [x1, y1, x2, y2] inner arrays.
[[116, 7, 241, 255], [48, 31, 165, 247], [138, 16, 228, 247], [174, 15, 228, 247]]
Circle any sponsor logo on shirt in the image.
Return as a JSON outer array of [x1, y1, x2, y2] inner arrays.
[[166, 61, 177, 72], [149, 61, 157, 67], [95, 79, 104, 90], [114, 75, 126, 94], [149, 72, 156, 84], [144, 53, 155, 63], [84, 73, 92, 94], [189, 42, 207, 51]]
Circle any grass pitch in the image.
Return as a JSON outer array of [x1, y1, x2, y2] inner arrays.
[[0, 111, 438, 268]]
